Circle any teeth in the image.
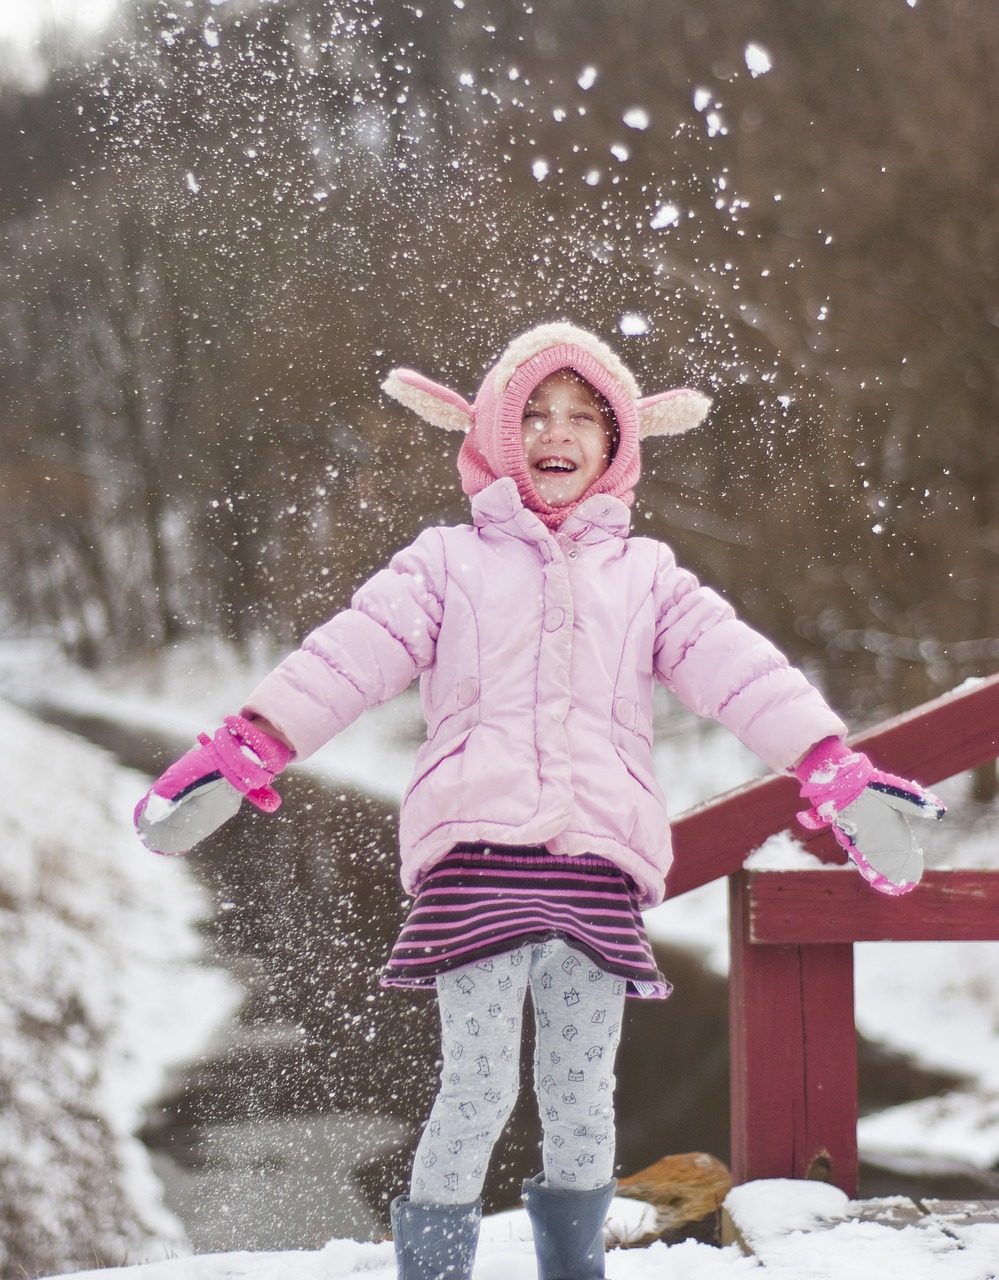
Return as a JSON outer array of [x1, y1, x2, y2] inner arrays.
[[537, 460, 575, 472]]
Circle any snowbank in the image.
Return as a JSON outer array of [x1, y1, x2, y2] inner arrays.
[[0, 696, 238, 1276]]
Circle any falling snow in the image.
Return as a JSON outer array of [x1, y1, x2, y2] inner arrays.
[[622, 107, 650, 130], [3, 1, 999, 1270], [618, 313, 651, 336], [650, 202, 681, 229], [744, 43, 773, 77]]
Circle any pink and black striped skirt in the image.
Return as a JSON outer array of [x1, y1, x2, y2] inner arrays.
[[381, 843, 671, 999]]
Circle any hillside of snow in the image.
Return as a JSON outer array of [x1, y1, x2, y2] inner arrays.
[[0, 691, 239, 1276]]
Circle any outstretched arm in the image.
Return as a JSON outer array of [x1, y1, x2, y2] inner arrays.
[[240, 528, 447, 758], [649, 547, 945, 894], [134, 528, 448, 854], [651, 546, 846, 772]]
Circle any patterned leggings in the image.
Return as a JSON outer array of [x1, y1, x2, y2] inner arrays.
[[409, 939, 626, 1205]]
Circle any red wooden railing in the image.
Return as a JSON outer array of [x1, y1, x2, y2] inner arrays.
[[664, 672, 999, 1196]]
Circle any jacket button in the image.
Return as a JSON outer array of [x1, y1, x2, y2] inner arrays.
[[457, 678, 479, 707], [566, 547, 578, 560], [544, 607, 566, 631], [614, 698, 636, 728]]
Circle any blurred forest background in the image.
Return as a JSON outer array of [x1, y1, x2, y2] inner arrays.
[[2, 0, 998, 732]]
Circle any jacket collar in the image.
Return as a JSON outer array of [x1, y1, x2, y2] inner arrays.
[[470, 478, 631, 544]]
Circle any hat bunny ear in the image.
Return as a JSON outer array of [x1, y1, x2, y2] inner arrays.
[[382, 368, 474, 433], [637, 388, 712, 438]]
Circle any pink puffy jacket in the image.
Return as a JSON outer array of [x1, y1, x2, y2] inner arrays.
[[245, 477, 845, 907]]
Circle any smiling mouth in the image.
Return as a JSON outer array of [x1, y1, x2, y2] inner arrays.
[[535, 458, 578, 473]]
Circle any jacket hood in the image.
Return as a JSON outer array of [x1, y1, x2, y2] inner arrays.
[[382, 322, 712, 529]]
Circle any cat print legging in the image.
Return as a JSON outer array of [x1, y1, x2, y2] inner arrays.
[[409, 939, 626, 1205]]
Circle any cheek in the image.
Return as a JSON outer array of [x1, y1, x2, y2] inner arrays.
[[592, 429, 616, 466]]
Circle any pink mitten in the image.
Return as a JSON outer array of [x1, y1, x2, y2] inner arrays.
[[794, 736, 945, 896], [134, 715, 292, 855]]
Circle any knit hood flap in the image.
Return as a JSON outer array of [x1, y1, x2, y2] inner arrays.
[[382, 322, 711, 528]]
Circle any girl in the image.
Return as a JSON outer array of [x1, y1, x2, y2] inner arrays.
[[136, 323, 943, 1280]]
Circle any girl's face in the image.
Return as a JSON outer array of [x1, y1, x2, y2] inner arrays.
[[521, 370, 618, 507]]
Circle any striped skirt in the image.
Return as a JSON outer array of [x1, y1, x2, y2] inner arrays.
[[381, 843, 671, 999]]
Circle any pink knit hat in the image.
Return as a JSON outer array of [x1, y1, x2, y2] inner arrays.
[[382, 323, 711, 529]]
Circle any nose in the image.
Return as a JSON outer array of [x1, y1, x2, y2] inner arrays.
[[538, 412, 574, 442]]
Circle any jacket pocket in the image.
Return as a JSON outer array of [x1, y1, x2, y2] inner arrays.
[[403, 724, 477, 808], [612, 742, 669, 854], [612, 695, 653, 748], [425, 676, 481, 740], [613, 741, 665, 805]]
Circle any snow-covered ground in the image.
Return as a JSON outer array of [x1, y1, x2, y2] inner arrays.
[[0, 636, 997, 1278], [32, 1179, 999, 1280]]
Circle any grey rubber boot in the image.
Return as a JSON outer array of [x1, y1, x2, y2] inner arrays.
[[521, 1175, 617, 1280], [390, 1196, 481, 1280]]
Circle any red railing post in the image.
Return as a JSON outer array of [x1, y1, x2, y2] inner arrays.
[[729, 871, 858, 1194], [663, 673, 999, 1192]]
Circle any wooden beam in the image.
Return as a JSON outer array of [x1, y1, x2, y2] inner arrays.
[[728, 874, 858, 1195], [666, 671, 999, 899], [666, 773, 803, 899], [849, 674, 999, 789], [746, 869, 999, 944]]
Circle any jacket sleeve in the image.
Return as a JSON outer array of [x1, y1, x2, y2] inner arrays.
[[651, 544, 847, 773], [242, 529, 446, 759]]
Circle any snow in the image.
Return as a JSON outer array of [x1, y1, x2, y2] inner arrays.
[[743, 45, 773, 78], [725, 1178, 847, 1239], [1, 639, 998, 1278], [651, 203, 682, 230], [35, 1180, 999, 1280], [618, 313, 650, 336], [0, 690, 239, 1274], [725, 1181, 999, 1278], [743, 833, 834, 873], [622, 108, 650, 131], [859, 1091, 999, 1168]]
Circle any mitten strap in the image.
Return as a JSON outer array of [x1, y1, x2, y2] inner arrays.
[[794, 735, 874, 828], [198, 715, 292, 813], [225, 715, 293, 772]]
